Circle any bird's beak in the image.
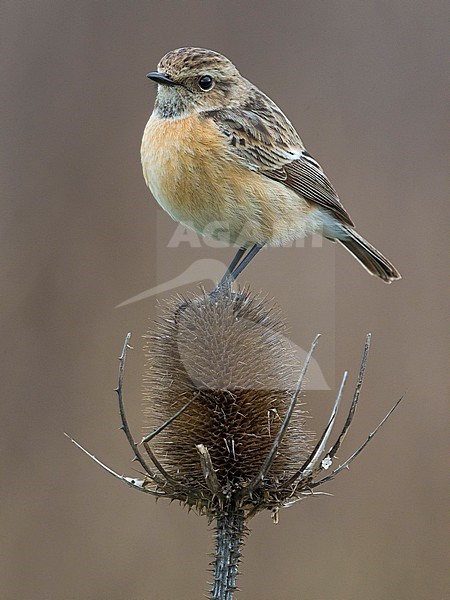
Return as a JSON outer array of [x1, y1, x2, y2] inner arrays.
[[146, 72, 177, 86]]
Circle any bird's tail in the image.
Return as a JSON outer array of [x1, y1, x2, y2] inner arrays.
[[337, 227, 401, 283]]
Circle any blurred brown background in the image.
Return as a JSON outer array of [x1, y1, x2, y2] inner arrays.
[[1, 2, 448, 599]]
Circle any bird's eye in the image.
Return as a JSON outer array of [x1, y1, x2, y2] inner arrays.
[[198, 75, 213, 91]]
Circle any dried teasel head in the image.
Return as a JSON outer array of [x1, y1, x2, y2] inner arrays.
[[142, 288, 313, 517], [66, 287, 401, 522]]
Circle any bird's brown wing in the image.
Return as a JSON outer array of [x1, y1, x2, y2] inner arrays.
[[266, 154, 354, 227], [206, 106, 300, 169], [204, 90, 354, 227]]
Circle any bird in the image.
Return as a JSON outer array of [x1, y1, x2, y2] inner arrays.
[[141, 47, 401, 284]]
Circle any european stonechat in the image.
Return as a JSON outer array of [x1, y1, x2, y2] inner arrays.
[[141, 47, 401, 283]]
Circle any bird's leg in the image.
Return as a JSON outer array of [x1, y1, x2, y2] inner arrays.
[[211, 244, 264, 298], [229, 243, 264, 280], [217, 246, 247, 288]]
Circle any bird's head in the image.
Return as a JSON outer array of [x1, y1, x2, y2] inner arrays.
[[147, 47, 247, 118]]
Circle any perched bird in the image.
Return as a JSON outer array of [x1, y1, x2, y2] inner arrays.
[[141, 47, 401, 283]]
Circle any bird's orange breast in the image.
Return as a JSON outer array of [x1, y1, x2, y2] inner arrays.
[[141, 114, 238, 225], [141, 113, 317, 246]]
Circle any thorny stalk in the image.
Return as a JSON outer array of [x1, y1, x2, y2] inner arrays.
[[211, 503, 247, 600]]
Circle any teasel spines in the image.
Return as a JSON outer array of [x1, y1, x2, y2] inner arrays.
[[142, 288, 313, 515]]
